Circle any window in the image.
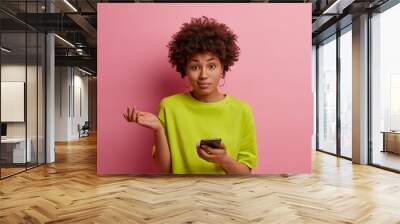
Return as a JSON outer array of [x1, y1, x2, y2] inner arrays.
[[371, 3, 400, 171], [340, 27, 352, 158], [317, 35, 337, 154], [0, 1, 47, 179]]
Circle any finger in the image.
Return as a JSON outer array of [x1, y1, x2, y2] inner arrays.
[[131, 106, 136, 122], [201, 145, 224, 154], [214, 143, 227, 152], [200, 144, 208, 150], [199, 145, 215, 157], [199, 144, 209, 153], [208, 148, 226, 156], [196, 144, 204, 152], [126, 107, 132, 121], [134, 108, 142, 122], [198, 147, 216, 160], [129, 106, 134, 121], [132, 106, 137, 121], [197, 147, 209, 161], [123, 113, 129, 121], [196, 144, 205, 155], [124, 113, 132, 122], [135, 111, 140, 122]]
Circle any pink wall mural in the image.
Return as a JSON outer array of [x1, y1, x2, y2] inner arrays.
[[97, 3, 312, 174]]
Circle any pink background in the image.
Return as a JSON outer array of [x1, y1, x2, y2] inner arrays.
[[97, 3, 312, 174]]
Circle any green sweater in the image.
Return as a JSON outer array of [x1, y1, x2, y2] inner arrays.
[[158, 92, 257, 174]]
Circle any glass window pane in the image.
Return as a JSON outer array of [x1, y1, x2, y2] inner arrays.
[[0, 1, 46, 179], [38, 32, 45, 165], [312, 45, 317, 150], [27, 31, 38, 169], [340, 28, 352, 158], [1, 30, 27, 177], [25, 0, 40, 169], [371, 4, 400, 171], [318, 36, 337, 154]]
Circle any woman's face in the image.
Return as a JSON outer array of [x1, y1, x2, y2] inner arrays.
[[185, 52, 224, 96]]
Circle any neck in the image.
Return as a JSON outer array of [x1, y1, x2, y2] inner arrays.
[[190, 90, 225, 103]]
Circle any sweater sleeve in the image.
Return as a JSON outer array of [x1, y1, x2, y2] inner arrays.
[[237, 105, 258, 169]]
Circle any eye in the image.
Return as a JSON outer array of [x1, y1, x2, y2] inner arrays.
[[190, 65, 199, 71], [208, 64, 216, 70]]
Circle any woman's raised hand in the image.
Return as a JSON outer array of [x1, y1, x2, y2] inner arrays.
[[123, 106, 162, 131]]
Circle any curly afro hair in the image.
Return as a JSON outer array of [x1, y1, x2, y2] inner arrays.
[[167, 16, 240, 78]]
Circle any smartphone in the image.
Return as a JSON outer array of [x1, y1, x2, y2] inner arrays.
[[200, 138, 222, 149]]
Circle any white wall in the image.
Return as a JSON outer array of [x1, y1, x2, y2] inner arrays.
[[72, 73, 89, 138], [55, 66, 69, 141], [55, 66, 89, 141]]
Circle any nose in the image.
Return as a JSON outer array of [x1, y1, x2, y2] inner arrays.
[[199, 67, 208, 79]]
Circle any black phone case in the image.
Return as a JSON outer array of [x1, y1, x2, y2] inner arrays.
[[200, 138, 222, 148]]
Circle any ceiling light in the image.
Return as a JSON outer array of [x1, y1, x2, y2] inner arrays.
[[322, 0, 354, 15], [54, 34, 75, 48], [63, 0, 78, 12], [78, 67, 93, 76], [1, 47, 11, 53]]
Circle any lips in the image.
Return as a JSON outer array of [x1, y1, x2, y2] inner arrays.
[[198, 82, 211, 89]]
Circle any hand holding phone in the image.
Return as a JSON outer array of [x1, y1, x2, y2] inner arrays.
[[197, 138, 231, 166]]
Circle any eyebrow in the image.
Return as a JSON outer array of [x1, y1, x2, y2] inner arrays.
[[190, 57, 217, 62]]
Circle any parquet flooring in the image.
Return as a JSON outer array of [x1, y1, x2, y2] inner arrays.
[[1, 167, 25, 178], [1, 133, 400, 223]]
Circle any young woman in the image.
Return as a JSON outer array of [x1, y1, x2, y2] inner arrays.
[[123, 16, 257, 174]]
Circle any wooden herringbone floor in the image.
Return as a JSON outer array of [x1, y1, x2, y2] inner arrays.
[[1, 133, 400, 224]]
